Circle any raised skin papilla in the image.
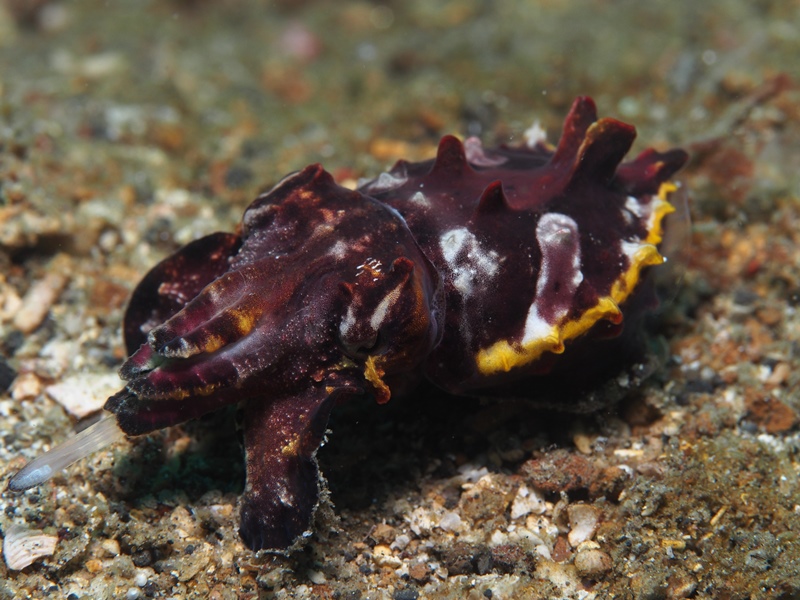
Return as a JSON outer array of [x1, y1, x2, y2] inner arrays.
[[10, 97, 687, 552]]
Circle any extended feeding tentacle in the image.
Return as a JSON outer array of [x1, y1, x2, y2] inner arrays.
[[8, 414, 125, 491]]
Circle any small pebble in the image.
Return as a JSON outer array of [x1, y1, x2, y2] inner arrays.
[[390, 534, 411, 551], [521, 450, 596, 493], [438, 510, 463, 532], [574, 544, 612, 577], [100, 538, 121, 557], [408, 562, 429, 582], [370, 522, 396, 544], [573, 432, 594, 455], [306, 569, 325, 584], [766, 362, 790, 386], [510, 484, 546, 520], [372, 544, 402, 568], [12, 261, 69, 333], [567, 504, 600, 547], [85, 558, 103, 573], [10, 372, 43, 401]]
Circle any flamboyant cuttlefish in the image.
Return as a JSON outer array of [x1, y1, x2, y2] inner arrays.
[[10, 97, 687, 552]]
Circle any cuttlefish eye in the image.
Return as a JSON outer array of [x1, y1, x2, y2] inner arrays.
[[339, 256, 435, 360]]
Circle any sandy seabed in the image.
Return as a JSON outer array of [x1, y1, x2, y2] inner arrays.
[[1, 1, 799, 598]]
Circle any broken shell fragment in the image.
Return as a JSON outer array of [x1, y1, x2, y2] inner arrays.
[[2, 523, 58, 570]]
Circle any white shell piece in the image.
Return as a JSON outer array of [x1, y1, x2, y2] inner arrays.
[[567, 503, 600, 547], [46, 372, 124, 419], [3, 523, 58, 570], [510, 484, 547, 520]]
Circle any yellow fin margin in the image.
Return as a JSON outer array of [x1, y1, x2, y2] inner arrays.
[[476, 181, 677, 377]]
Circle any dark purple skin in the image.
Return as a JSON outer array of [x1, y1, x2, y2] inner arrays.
[[108, 166, 443, 550], [104, 97, 687, 551]]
